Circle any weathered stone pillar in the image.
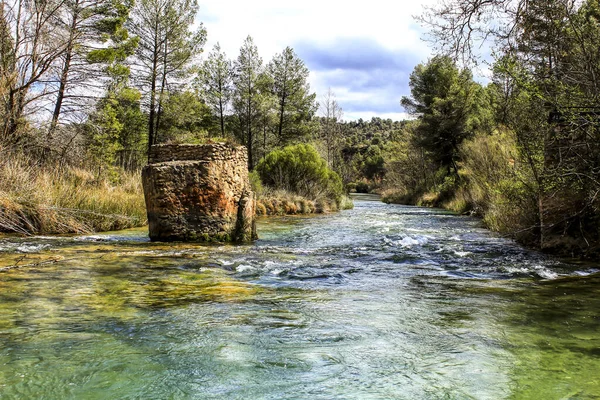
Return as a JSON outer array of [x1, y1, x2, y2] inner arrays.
[[142, 143, 257, 242]]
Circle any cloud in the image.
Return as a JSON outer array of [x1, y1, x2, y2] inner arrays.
[[196, 0, 437, 120], [296, 39, 424, 118], [295, 38, 420, 72]]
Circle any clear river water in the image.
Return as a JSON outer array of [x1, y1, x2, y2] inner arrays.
[[0, 195, 599, 399]]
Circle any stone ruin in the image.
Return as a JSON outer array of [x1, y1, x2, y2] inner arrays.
[[142, 143, 257, 242]]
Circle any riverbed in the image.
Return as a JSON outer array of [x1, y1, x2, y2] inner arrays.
[[0, 196, 599, 399]]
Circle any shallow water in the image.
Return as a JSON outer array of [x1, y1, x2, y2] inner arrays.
[[0, 197, 599, 399]]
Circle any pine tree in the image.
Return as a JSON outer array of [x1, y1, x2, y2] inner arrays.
[[267, 46, 316, 145], [129, 0, 206, 153], [199, 43, 232, 137], [47, 0, 138, 151], [233, 36, 264, 169]]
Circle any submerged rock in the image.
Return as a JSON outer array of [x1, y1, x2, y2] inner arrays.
[[142, 143, 257, 242]]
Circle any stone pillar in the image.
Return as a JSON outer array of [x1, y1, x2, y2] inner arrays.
[[142, 143, 257, 242]]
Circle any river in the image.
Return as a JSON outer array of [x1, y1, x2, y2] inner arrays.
[[0, 195, 599, 399]]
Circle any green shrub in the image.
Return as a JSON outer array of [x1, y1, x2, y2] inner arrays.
[[339, 195, 355, 210], [249, 170, 263, 196], [356, 182, 370, 193], [256, 144, 343, 202], [460, 128, 540, 244]]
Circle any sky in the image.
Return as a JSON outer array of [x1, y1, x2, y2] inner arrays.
[[196, 0, 436, 121]]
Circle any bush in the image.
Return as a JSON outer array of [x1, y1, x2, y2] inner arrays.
[[249, 170, 263, 196], [256, 144, 343, 202], [355, 182, 370, 193], [459, 128, 540, 244]]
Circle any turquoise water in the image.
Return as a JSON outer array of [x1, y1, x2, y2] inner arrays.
[[0, 197, 599, 399]]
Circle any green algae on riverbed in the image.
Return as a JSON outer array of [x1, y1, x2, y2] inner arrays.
[[0, 203, 599, 399]]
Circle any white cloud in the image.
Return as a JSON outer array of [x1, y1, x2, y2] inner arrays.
[[197, 0, 436, 120]]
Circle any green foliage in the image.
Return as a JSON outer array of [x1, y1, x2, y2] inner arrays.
[[114, 87, 147, 170], [267, 47, 317, 145], [248, 170, 263, 196], [401, 55, 492, 176], [232, 36, 264, 169], [355, 182, 370, 193], [381, 121, 437, 200], [314, 116, 407, 186], [256, 143, 343, 202], [362, 145, 385, 180], [86, 0, 138, 71], [87, 97, 124, 177], [86, 86, 146, 174], [198, 43, 233, 137], [156, 91, 212, 143], [460, 129, 541, 244]]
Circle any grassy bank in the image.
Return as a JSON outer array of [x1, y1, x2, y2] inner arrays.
[[0, 154, 353, 236], [0, 155, 147, 235], [256, 188, 353, 216], [382, 129, 545, 252]]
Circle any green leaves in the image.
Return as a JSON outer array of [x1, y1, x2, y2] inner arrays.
[[266, 47, 317, 144], [402, 56, 490, 176], [256, 144, 343, 202], [198, 43, 233, 137]]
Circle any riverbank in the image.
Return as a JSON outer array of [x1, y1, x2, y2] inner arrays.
[[0, 155, 353, 236], [0, 156, 147, 236], [256, 189, 354, 216]]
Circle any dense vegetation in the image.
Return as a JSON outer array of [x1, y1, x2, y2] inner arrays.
[[378, 0, 600, 257], [1, 0, 598, 258], [0, 0, 350, 234]]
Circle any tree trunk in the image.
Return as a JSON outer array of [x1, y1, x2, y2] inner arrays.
[[218, 77, 225, 137], [155, 40, 168, 144], [278, 96, 285, 143], [219, 97, 225, 137], [247, 95, 253, 170], [147, 26, 160, 158], [48, 0, 80, 152]]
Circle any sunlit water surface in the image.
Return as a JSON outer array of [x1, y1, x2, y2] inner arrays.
[[1, 196, 599, 399]]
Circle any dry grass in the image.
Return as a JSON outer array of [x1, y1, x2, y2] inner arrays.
[[0, 153, 146, 235], [255, 187, 353, 216]]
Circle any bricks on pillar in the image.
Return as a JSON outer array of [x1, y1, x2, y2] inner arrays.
[[142, 143, 257, 242]]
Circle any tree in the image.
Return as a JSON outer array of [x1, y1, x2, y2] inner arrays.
[[156, 90, 212, 143], [199, 43, 232, 137], [232, 36, 264, 170], [86, 81, 146, 173], [113, 87, 146, 170], [267, 46, 316, 145], [47, 0, 138, 152], [256, 143, 343, 201], [362, 144, 385, 181], [420, 0, 600, 254], [0, 3, 14, 124], [129, 0, 206, 155], [255, 77, 277, 162], [401, 55, 490, 176], [319, 88, 343, 168], [1, 0, 70, 144]]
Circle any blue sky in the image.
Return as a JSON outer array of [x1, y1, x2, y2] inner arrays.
[[196, 0, 436, 121]]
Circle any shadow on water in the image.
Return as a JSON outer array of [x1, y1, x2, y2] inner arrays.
[[0, 199, 599, 399]]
